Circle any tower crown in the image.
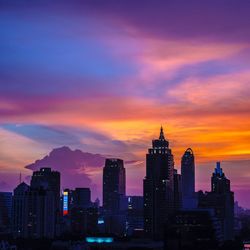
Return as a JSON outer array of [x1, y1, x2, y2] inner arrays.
[[159, 126, 165, 140], [214, 162, 224, 177], [150, 126, 169, 150]]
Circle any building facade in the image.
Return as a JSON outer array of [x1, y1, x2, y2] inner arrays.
[[173, 169, 182, 211], [103, 159, 126, 214], [181, 148, 197, 209], [31, 167, 60, 211], [0, 192, 12, 234], [198, 162, 234, 241], [12, 182, 56, 239], [143, 127, 174, 239]]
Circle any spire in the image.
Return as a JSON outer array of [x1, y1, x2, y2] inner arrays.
[[19, 172, 22, 184], [214, 162, 223, 177], [159, 125, 165, 140]]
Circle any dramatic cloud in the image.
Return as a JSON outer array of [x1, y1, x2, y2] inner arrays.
[[1, 0, 250, 207], [25, 146, 106, 198]]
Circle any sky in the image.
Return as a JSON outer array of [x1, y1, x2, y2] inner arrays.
[[1, 0, 250, 207]]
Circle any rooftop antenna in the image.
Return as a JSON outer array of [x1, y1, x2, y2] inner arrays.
[[19, 172, 22, 184]]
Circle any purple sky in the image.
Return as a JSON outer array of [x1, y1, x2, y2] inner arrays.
[[1, 0, 250, 207]]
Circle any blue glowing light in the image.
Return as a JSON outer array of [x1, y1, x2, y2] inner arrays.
[[98, 219, 104, 224], [86, 237, 114, 244]]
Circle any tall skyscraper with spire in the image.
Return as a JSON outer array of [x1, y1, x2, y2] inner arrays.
[[211, 162, 230, 193], [181, 148, 197, 209], [198, 162, 234, 241], [143, 126, 174, 239]]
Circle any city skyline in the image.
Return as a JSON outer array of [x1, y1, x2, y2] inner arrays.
[[1, 1, 250, 209], [0, 127, 249, 209], [7, 128, 236, 244]]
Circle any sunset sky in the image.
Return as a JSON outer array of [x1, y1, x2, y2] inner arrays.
[[1, 1, 250, 207]]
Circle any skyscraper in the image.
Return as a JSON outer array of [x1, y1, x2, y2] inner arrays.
[[173, 169, 182, 211], [12, 182, 30, 238], [103, 159, 126, 235], [31, 167, 60, 236], [181, 148, 197, 209], [211, 162, 230, 193], [0, 192, 12, 234], [103, 158, 126, 214], [31, 167, 60, 211], [126, 196, 144, 236], [143, 127, 174, 239], [198, 162, 234, 241], [12, 182, 56, 239]]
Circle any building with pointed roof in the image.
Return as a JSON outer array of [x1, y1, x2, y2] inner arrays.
[[143, 127, 174, 239]]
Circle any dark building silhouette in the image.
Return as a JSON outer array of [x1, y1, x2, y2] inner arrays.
[[181, 148, 197, 209], [73, 188, 91, 208], [61, 187, 97, 235], [173, 169, 182, 211], [143, 127, 174, 239], [0, 192, 12, 234], [103, 158, 126, 235], [62, 187, 91, 216], [70, 207, 98, 236], [12, 182, 30, 238], [126, 196, 144, 236], [12, 182, 55, 238], [164, 210, 218, 250], [31, 167, 60, 211], [103, 159, 126, 214], [198, 162, 234, 241], [211, 162, 230, 193], [31, 167, 60, 236]]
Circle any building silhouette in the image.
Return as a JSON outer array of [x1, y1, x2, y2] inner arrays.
[[198, 162, 234, 241], [211, 162, 230, 193], [173, 169, 182, 211], [143, 127, 174, 239], [103, 159, 126, 214], [164, 210, 218, 250], [126, 196, 144, 236], [181, 148, 197, 209], [31, 167, 60, 211], [0, 192, 12, 234], [12, 182, 55, 238], [103, 158, 126, 235], [12, 182, 30, 238], [31, 167, 60, 236], [61, 187, 97, 236], [73, 188, 91, 209]]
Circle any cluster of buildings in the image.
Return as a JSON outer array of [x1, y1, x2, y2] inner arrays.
[[0, 127, 235, 249]]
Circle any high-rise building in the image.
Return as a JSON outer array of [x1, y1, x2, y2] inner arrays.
[[12, 182, 30, 238], [126, 196, 144, 236], [12, 182, 56, 239], [61, 188, 96, 235], [211, 162, 230, 193], [143, 127, 174, 239], [181, 148, 197, 209], [31, 167, 60, 211], [103, 158, 126, 236], [0, 192, 12, 234], [173, 169, 182, 211], [31, 167, 60, 236], [103, 158, 126, 214], [62, 188, 91, 216], [198, 162, 234, 241], [73, 188, 91, 208]]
